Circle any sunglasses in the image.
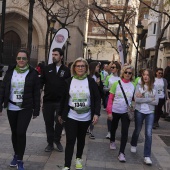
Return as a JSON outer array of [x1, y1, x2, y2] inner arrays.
[[17, 57, 27, 61], [111, 66, 116, 69], [158, 72, 163, 75], [124, 71, 132, 75], [75, 65, 85, 68]]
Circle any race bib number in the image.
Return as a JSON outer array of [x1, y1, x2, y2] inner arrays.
[[12, 91, 23, 102], [72, 99, 87, 108], [74, 102, 85, 108]]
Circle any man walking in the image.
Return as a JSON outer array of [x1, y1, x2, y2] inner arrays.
[[41, 48, 71, 152]]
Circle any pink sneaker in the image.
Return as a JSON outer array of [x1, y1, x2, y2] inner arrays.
[[110, 142, 116, 150], [118, 153, 126, 162]]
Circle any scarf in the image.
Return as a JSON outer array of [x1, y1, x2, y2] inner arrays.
[[15, 64, 29, 74], [73, 73, 87, 80]]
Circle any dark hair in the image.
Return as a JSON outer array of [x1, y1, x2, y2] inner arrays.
[[141, 69, 155, 92], [138, 68, 145, 77], [16, 49, 29, 58], [111, 61, 121, 76], [89, 62, 100, 77], [164, 65, 170, 79], [155, 68, 163, 77], [52, 48, 64, 57], [68, 62, 73, 70]]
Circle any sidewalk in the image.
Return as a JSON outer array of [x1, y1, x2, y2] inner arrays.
[[0, 107, 170, 170]]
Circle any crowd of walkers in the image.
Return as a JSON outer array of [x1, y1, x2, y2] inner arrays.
[[0, 48, 170, 170]]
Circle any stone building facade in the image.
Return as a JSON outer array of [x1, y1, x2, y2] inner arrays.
[[0, 0, 87, 66]]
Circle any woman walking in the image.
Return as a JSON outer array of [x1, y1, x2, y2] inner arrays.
[[88, 61, 103, 139], [153, 68, 169, 129], [130, 69, 158, 165], [0, 49, 40, 170], [106, 65, 135, 162], [104, 61, 121, 139], [58, 58, 101, 170]]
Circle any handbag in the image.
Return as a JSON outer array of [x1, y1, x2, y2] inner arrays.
[[118, 80, 134, 121]]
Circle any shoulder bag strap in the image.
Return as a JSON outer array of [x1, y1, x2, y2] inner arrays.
[[118, 80, 129, 106]]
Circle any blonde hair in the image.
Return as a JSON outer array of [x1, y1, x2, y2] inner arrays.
[[71, 57, 89, 76], [120, 65, 134, 81]]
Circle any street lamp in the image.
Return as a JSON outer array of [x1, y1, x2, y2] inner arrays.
[[135, 22, 144, 77], [97, 50, 101, 60], [49, 17, 56, 44]]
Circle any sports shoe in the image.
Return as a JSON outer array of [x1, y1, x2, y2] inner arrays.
[[17, 160, 24, 170], [62, 167, 70, 170], [110, 142, 116, 150], [54, 141, 63, 152], [106, 132, 110, 139], [144, 157, 152, 165], [118, 153, 126, 162], [10, 155, 18, 167], [44, 144, 54, 152], [130, 146, 137, 153], [89, 133, 95, 139], [75, 158, 83, 170]]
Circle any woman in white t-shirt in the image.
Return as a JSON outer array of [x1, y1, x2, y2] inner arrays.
[[153, 68, 169, 129], [130, 69, 158, 165], [58, 58, 101, 170], [0, 49, 40, 170], [104, 61, 121, 139], [106, 65, 135, 162]]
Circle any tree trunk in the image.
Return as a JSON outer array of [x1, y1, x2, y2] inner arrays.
[[45, 17, 50, 64], [27, 0, 35, 57]]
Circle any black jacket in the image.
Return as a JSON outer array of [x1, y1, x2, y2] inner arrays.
[[40, 63, 71, 103], [58, 76, 101, 121], [0, 65, 40, 116]]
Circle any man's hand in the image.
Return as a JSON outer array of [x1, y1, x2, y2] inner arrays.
[[108, 114, 112, 121], [92, 115, 99, 125]]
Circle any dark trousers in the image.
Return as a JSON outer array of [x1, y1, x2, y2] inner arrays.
[[154, 98, 165, 123], [43, 102, 63, 145], [110, 112, 130, 154], [64, 118, 91, 168], [7, 109, 32, 160]]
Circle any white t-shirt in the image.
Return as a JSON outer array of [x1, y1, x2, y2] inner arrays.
[[56, 65, 61, 73], [108, 75, 120, 89], [68, 78, 91, 121], [138, 85, 156, 114], [110, 80, 135, 113], [8, 70, 29, 111], [154, 78, 164, 98]]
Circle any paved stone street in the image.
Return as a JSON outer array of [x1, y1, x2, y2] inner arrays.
[[0, 107, 170, 170]]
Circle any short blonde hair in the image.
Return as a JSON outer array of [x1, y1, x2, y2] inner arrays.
[[120, 65, 134, 81], [71, 57, 89, 76]]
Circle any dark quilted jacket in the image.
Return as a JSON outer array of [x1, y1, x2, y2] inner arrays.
[[0, 65, 40, 116]]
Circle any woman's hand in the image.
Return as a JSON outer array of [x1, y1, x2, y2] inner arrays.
[[108, 114, 112, 121], [58, 116, 65, 124], [92, 115, 99, 125], [136, 92, 143, 98]]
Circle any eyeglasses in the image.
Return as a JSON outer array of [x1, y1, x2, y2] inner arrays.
[[124, 71, 132, 75], [16, 57, 27, 61], [75, 65, 86, 68], [111, 66, 116, 69]]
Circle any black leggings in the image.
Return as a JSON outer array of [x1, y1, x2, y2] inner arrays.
[[110, 112, 130, 154], [64, 118, 91, 168], [7, 109, 32, 160]]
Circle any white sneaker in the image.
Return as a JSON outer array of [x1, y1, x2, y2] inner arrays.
[[62, 167, 69, 170], [110, 142, 116, 150], [62, 129, 65, 135], [75, 158, 83, 169], [106, 132, 111, 139], [130, 146, 137, 153], [144, 157, 152, 165]]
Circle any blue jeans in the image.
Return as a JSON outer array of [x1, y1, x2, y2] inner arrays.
[[131, 110, 154, 157]]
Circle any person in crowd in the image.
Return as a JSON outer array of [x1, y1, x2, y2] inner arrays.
[[58, 57, 101, 170], [153, 68, 169, 129], [106, 65, 135, 162], [130, 69, 158, 165], [0, 49, 40, 170], [104, 61, 121, 139], [40, 48, 71, 152], [87, 62, 103, 139], [100, 64, 109, 83], [164, 63, 170, 121], [134, 68, 145, 86]]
